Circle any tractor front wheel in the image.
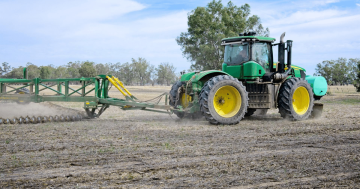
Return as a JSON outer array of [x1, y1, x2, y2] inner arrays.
[[199, 75, 248, 125], [278, 78, 314, 120]]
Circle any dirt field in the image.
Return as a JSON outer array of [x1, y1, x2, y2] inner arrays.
[[0, 85, 360, 188]]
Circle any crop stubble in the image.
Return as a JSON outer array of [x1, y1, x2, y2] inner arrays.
[[0, 86, 359, 188]]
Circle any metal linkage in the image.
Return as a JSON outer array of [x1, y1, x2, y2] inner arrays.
[[0, 114, 83, 125]]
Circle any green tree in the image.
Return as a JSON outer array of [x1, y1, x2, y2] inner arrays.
[[132, 57, 151, 86], [353, 60, 360, 92], [55, 66, 69, 78], [95, 63, 111, 75], [109, 62, 122, 78], [79, 61, 96, 77], [26, 62, 40, 79], [66, 61, 81, 78], [156, 62, 176, 86], [348, 58, 360, 83], [5, 66, 23, 78], [148, 65, 156, 86], [315, 58, 359, 85], [0, 62, 12, 77], [176, 0, 269, 70], [40, 66, 52, 79], [119, 62, 134, 85]]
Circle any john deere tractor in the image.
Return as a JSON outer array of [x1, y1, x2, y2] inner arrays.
[[169, 32, 327, 124]]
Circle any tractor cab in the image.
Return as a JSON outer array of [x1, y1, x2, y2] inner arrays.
[[221, 32, 276, 79]]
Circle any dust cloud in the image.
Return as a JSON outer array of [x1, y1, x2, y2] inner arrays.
[[0, 102, 79, 118]]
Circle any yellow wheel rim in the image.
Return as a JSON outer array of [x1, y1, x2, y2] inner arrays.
[[181, 93, 192, 108], [213, 86, 241, 118], [292, 86, 310, 115]]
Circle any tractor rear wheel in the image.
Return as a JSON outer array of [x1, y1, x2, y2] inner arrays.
[[169, 81, 187, 118], [199, 75, 248, 125], [278, 77, 314, 120]]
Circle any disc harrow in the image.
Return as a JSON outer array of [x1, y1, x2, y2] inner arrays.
[[0, 114, 83, 125], [0, 72, 173, 124]]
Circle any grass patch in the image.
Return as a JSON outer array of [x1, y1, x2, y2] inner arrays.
[[323, 97, 360, 104], [163, 142, 174, 150], [97, 145, 116, 154]]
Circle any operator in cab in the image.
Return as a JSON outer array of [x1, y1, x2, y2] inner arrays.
[[236, 46, 248, 63]]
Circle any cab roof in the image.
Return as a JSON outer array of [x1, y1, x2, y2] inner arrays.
[[222, 36, 276, 43]]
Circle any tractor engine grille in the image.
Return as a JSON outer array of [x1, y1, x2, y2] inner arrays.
[[245, 84, 275, 109]]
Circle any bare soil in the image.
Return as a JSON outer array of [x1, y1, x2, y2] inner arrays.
[[0, 86, 359, 188]]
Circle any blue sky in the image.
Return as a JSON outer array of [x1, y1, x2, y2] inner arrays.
[[0, 0, 359, 75]]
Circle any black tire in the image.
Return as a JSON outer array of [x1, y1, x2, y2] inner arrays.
[[245, 108, 256, 117], [278, 77, 314, 120], [169, 81, 186, 118], [199, 75, 248, 125]]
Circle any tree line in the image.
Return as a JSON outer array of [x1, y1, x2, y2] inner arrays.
[[314, 58, 360, 91], [0, 58, 178, 86]]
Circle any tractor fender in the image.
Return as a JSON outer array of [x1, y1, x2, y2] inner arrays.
[[180, 70, 230, 92], [180, 70, 229, 83]]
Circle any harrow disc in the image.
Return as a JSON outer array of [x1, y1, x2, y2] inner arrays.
[[42, 116, 48, 123], [18, 117, 24, 124], [37, 116, 42, 123], [48, 116, 54, 122], [24, 117, 30, 124], [59, 115, 65, 122], [4, 119, 10, 124], [30, 116, 37, 124], [54, 115, 59, 122], [71, 115, 77, 121], [9, 118, 18, 124]]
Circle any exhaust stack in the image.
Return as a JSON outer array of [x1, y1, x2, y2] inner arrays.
[[278, 32, 286, 73], [274, 32, 292, 81]]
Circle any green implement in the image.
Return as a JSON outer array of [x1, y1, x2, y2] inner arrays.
[[0, 74, 173, 119]]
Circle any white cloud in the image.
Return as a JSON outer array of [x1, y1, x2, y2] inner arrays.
[[249, 0, 360, 75], [0, 0, 190, 70], [311, 0, 340, 6], [0, 0, 146, 34], [357, 3, 360, 6], [1, 0, 359, 75], [267, 9, 347, 27]]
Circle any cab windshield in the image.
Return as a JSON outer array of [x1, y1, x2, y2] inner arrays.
[[224, 42, 250, 65], [252, 42, 272, 72]]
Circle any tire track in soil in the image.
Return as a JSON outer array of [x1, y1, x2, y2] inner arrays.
[[2, 143, 359, 186], [233, 172, 360, 189], [0, 98, 359, 188]]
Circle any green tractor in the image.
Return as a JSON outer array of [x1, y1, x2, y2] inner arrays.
[[169, 32, 327, 124]]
